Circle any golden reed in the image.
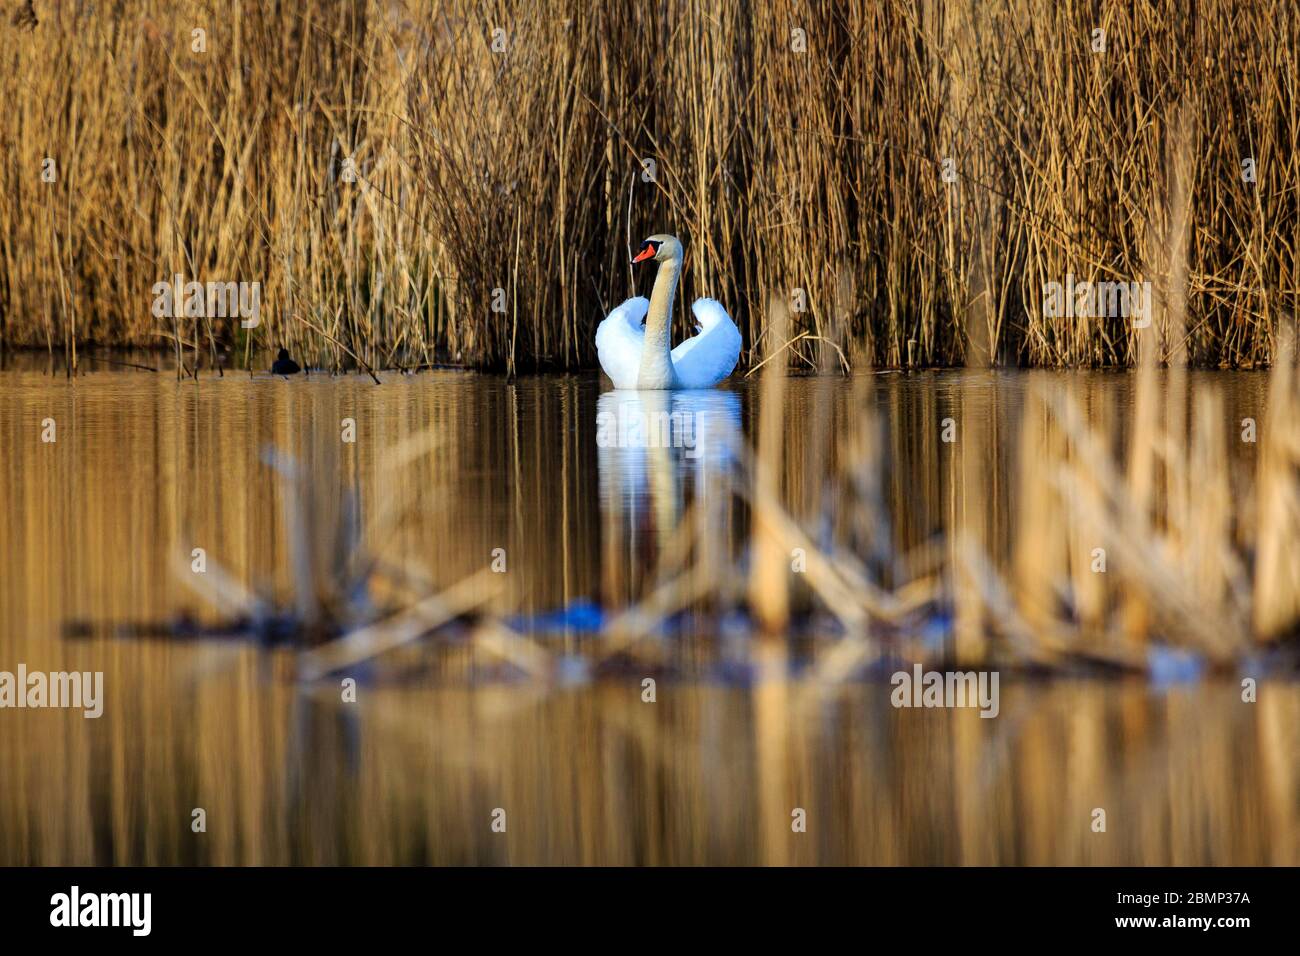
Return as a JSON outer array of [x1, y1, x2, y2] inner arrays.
[[0, 1, 1296, 371]]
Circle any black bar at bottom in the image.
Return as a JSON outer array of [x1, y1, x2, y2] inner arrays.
[[0, 867, 1281, 942]]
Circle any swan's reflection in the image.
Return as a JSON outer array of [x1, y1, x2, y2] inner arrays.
[[596, 389, 742, 606]]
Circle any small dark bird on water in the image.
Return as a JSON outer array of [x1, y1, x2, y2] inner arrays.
[[11, 0, 37, 30], [271, 348, 301, 376]]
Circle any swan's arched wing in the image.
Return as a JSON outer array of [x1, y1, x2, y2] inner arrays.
[[595, 296, 648, 389], [671, 298, 742, 388]]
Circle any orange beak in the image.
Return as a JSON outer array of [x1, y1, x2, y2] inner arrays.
[[631, 245, 656, 264]]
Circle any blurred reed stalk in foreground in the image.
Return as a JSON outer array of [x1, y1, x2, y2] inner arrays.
[[1, 1, 1297, 370], [748, 296, 791, 635]]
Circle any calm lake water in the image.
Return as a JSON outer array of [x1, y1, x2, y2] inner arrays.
[[0, 361, 1295, 864]]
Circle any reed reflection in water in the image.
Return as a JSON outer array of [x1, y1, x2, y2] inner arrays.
[[0, 365, 1294, 864]]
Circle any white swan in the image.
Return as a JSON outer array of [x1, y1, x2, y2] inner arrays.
[[596, 234, 742, 389]]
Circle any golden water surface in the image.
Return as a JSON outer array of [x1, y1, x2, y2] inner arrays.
[[0, 362, 1294, 864]]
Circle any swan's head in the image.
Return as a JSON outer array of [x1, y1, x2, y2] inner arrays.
[[631, 234, 682, 265]]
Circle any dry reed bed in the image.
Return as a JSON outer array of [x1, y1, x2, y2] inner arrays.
[[704, 346, 1300, 679], [1, 1, 1297, 370], [324, 335, 1300, 682], [586, 309, 1300, 678]]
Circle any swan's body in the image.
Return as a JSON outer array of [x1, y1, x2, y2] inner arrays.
[[596, 295, 741, 389], [596, 235, 741, 389]]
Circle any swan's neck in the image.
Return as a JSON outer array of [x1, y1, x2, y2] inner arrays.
[[639, 256, 681, 387]]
